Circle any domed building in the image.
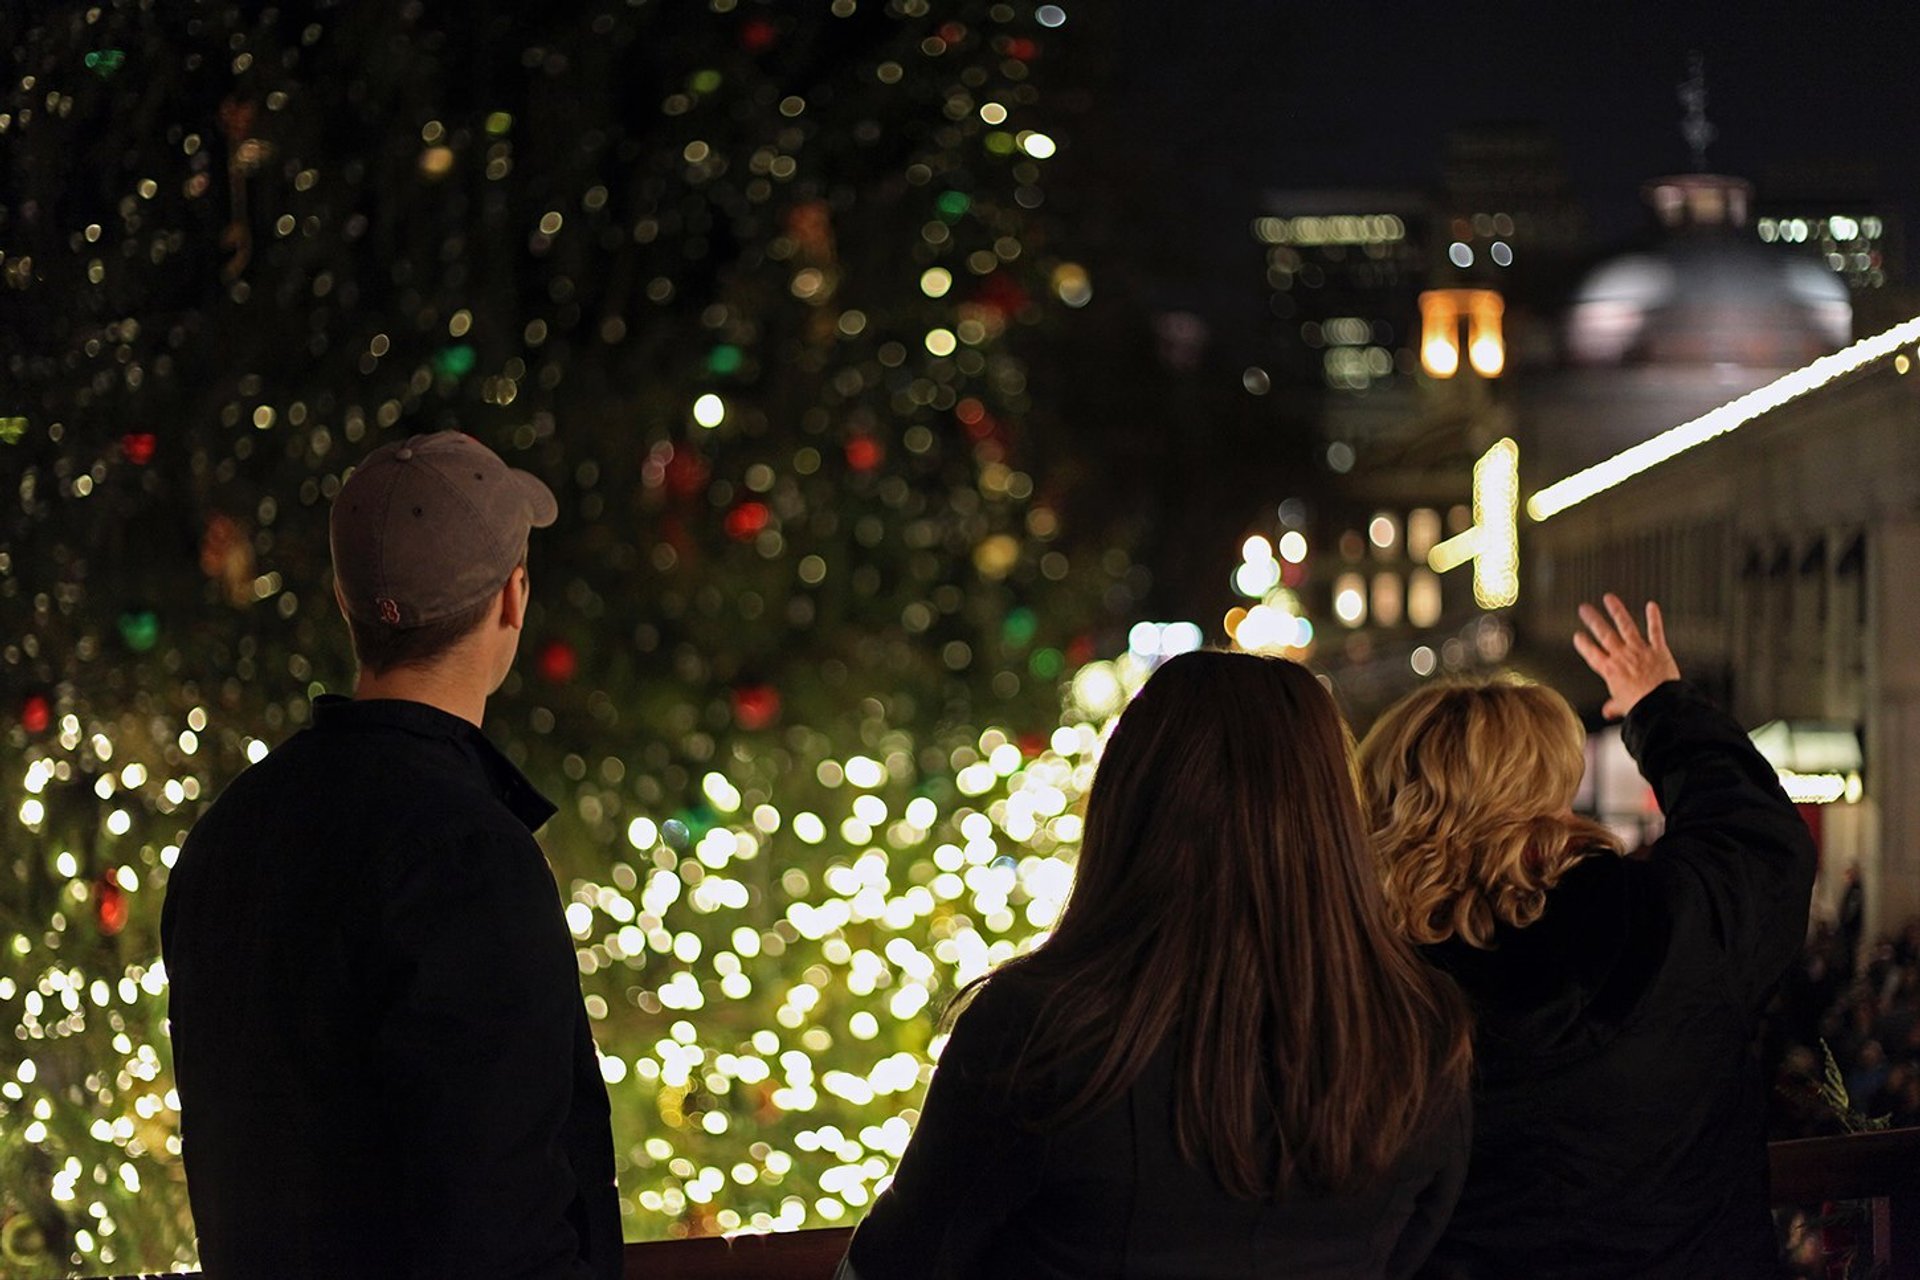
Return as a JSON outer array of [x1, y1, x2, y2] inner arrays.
[[1567, 174, 1851, 368], [1526, 171, 1855, 484]]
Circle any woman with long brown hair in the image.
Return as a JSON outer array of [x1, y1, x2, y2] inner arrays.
[[1357, 595, 1816, 1280], [839, 650, 1475, 1278]]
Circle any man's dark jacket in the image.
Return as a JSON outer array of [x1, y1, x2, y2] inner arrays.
[[1418, 681, 1817, 1280], [161, 697, 621, 1279]]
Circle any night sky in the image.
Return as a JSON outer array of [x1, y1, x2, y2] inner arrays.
[[1098, 0, 1919, 319]]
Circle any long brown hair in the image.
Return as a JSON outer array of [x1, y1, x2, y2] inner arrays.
[[1355, 678, 1624, 949], [981, 650, 1473, 1198]]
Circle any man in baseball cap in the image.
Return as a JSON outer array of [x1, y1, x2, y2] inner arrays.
[[163, 432, 621, 1278]]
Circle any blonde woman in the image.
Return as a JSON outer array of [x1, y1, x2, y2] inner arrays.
[[1357, 595, 1815, 1280]]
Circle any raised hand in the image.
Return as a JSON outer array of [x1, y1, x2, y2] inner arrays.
[[1573, 593, 1682, 720]]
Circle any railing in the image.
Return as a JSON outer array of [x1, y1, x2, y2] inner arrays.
[[1768, 1127, 1920, 1270], [96, 1129, 1920, 1280], [621, 1226, 852, 1280]]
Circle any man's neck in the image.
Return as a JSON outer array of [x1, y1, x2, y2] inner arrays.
[[353, 664, 488, 728]]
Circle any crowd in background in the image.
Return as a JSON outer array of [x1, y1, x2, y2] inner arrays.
[[1768, 874, 1920, 1279], [1768, 876, 1920, 1137]]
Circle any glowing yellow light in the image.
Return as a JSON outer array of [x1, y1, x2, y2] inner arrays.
[[924, 328, 957, 357], [1018, 131, 1057, 159], [919, 267, 952, 298], [1777, 770, 1849, 805], [1051, 262, 1092, 308], [701, 771, 742, 813], [1419, 292, 1460, 378], [1471, 438, 1519, 608], [1333, 574, 1367, 626], [1277, 531, 1308, 563], [692, 393, 727, 428], [1234, 604, 1297, 652], [1232, 558, 1281, 598], [1529, 313, 1920, 521], [1467, 293, 1505, 377], [1427, 529, 1480, 574], [1469, 334, 1505, 377], [1069, 661, 1125, 718], [627, 817, 658, 850]]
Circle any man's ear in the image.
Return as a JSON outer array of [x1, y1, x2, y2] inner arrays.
[[499, 567, 528, 632]]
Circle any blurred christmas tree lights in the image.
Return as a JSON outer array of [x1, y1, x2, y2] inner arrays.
[[0, 0, 1144, 1271]]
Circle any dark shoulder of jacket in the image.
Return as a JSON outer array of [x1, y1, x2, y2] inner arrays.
[[941, 973, 1048, 1068], [291, 725, 547, 883], [1429, 854, 1669, 1023]]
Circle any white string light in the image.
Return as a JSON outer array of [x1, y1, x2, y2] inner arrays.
[[1528, 315, 1920, 522]]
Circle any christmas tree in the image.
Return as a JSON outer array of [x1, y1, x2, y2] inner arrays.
[[0, 0, 1140, 1271]]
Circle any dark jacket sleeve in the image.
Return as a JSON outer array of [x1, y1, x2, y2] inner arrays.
[[1623, 680, 1818, 1009], [1385, 1090, 1472, 1279], [842, 988, 1047, 1279], [376, 821, 601, 1280]]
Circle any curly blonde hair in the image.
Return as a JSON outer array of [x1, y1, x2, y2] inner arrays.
[[1355, 677, 1624, 949]]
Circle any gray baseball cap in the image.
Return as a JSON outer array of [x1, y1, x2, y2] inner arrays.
[[330, 431, 557, 627]]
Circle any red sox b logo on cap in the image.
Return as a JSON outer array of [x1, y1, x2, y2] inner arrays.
[[376, 597, 401, 625]]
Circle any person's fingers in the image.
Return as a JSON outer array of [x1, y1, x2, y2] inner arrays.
[[1577, 603, 1619, 651], [1603, 593, 1642, 647], [1601, 697, 1623, 720], [1572, 630, 1610, 672], [1646, 600, 1667, 652]]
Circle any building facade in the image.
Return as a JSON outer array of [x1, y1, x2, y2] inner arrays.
[[1518, 327, 1920, 934]]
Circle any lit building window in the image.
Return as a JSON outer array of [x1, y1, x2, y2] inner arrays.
[[1419, 289, 1504, 379], [1371, 573, 1404, 627], [1407, 509, 1442, 561], [1468, 293, 1505, 377], [1333, 574, 1368, 627], [1252, 213, 1407, 247], [1408, 569, 1443, 628]]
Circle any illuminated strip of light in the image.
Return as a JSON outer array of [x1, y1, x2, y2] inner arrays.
[[1427, 528, 1480, 574], [1472, 438, 1519, 608], [1527, 314, 1920, 522], [1777, 770, 1849, 805]]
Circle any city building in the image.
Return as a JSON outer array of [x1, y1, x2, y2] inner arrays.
[[1515, 313, 1920, 934]]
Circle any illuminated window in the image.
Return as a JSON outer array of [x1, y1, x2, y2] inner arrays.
[[1368, 513, 1400, 555], [1371, 573, 1404, 627], [1407, 509, 1442, 561], [1408, 569, 1443, 628], [1333, 574, 1367, 627], [1419, 289, 1504, 379]]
